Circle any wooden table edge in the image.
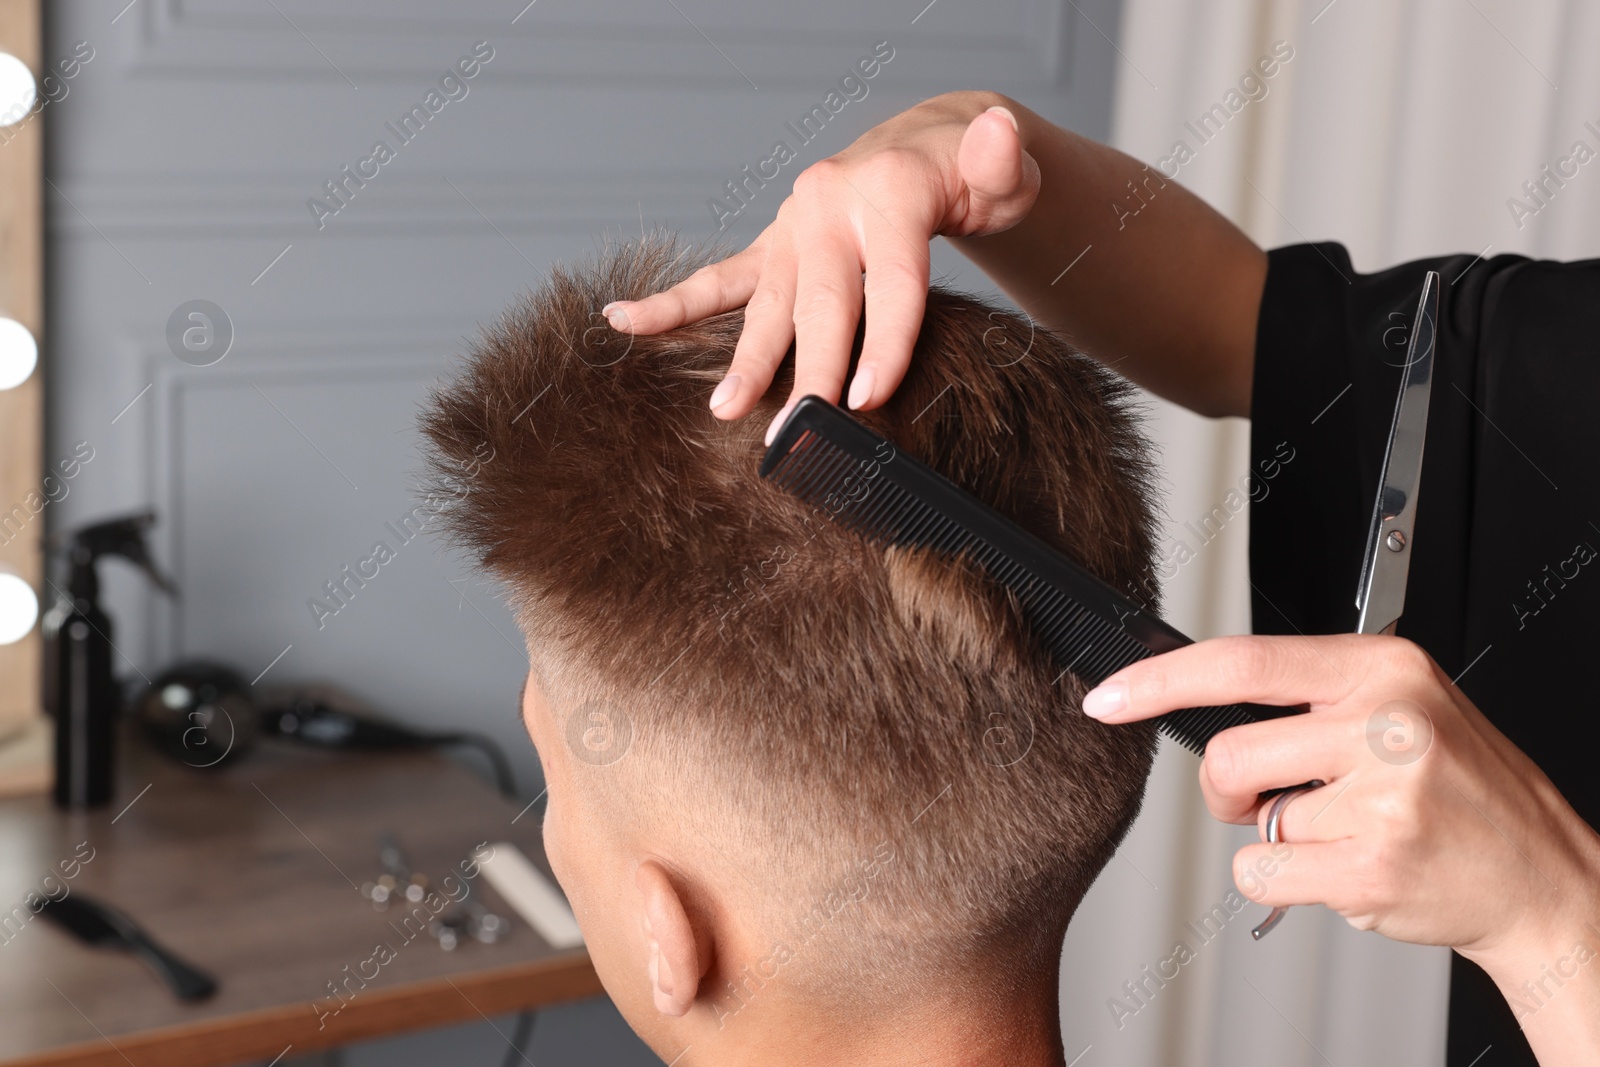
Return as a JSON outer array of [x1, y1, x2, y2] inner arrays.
[[4, 951, 604, 1067]]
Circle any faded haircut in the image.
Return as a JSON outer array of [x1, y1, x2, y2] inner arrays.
[[420, 235, 1162, 998]]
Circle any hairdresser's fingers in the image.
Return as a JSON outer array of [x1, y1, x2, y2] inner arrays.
[[1230, 839, 1360, 912], [1081, 634, 1420, 724], [1232, 837, 1466, 939], [848, 203, 933, 411], [711, 228, 800, 420], [1193, 714, 1363, 825], [950, 106, 1042, 236], [604, 238, 766, 335], [769, 203, 863, 442], [1253, 772, 1384, 847]]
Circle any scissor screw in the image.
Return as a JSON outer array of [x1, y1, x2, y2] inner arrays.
[[1385, 531, 1407, 551]]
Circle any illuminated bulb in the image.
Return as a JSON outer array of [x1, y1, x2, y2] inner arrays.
[[0, 572, 38, 645], [0, 317, 37, 390], [0, 53, 35, 128]]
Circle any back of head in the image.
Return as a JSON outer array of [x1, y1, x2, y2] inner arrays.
[[421, 234, 1162, 1005]]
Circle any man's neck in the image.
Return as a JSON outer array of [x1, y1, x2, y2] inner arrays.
[[673, 973, 1067, 1066]]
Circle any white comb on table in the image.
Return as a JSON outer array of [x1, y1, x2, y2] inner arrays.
[[475, 842, 584, 950]]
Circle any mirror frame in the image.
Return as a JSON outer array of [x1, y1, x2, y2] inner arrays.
[[0, 0, 44, 730]]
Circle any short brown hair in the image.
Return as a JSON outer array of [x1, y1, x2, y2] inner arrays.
[[420, 235, 1161, 996]]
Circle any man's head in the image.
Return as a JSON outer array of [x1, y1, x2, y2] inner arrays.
[[421, 236, 1162, 1057]]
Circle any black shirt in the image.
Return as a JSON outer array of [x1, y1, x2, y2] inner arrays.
[[1250, 242, 1600, 1067]]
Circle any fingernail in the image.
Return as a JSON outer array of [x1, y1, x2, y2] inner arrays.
[[1082, 681, 1127, 719], [602, 301, 632, 331], [764, 401, 795, 448], [985, 105, 1019, 131], [709, 374, 741, 411], [847, 365, 876, 410]]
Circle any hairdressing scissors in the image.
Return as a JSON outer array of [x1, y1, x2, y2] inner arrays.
[[1352, 270, 1440, 637], [1251, 270, 1440, 940]]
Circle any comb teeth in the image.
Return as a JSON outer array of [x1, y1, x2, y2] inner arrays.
[[767, 425, 1148, 683], [762, 397, 1282, 756]]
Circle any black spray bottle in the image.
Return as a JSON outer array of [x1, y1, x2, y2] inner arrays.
[[42, 512, 175, 808]]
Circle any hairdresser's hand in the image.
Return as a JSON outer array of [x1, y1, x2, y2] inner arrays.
[[1082, 634, 1600, 1064], [601, 91, 1040, 439]]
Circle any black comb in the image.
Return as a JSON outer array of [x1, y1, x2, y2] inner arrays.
[[40, 892, 218, 1001], [759, 395, 1300, 755]]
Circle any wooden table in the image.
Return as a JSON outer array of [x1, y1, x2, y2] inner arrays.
[[0, 730, 602, 1066]]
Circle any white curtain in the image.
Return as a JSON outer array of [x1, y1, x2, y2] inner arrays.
[[1059, 1, 1600, 1064]]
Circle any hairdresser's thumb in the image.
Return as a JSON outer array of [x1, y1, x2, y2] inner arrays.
[[954, 106, 1041, 236]]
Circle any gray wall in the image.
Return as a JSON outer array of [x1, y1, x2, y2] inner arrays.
[[43, 1, 1122, 1062]]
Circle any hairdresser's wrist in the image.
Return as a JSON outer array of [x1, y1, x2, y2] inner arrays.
[[945, 93, 1263, 417], [1471, 777, 1600, 960], [1458, 797, 1600, 1064], [1472, 914, 1600, 1067]]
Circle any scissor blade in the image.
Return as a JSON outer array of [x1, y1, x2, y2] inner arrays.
[[1355, 270, 1440, 635]]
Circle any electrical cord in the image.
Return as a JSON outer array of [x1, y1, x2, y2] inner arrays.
[[258, 696, 518, 798], [501, 1010, 537, 1067], [433, 731, 517, 798]]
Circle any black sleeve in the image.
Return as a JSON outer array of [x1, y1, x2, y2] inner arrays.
[[1248, 241, 1600, 1067]]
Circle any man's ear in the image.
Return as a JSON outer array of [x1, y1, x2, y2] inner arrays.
[[636, 859, 714, 1017]]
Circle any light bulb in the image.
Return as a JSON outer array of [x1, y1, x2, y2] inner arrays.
[[0, 317, 37, 390], [0, 52, 35, 128], [0, 572, 38, 645]]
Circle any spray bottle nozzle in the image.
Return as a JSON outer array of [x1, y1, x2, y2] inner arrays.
[[52, 511, 178, 601]]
